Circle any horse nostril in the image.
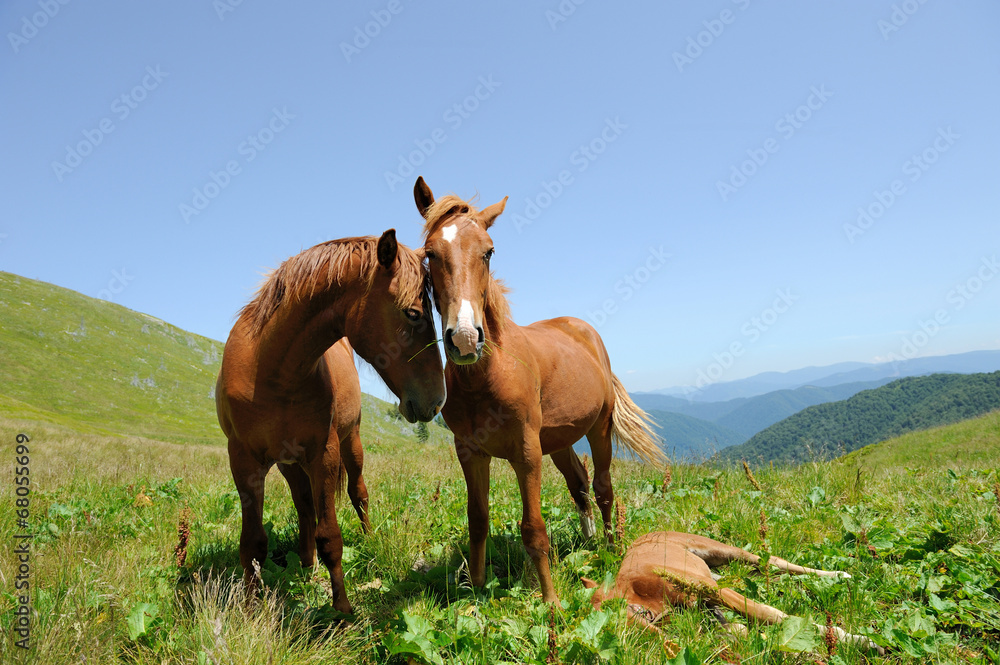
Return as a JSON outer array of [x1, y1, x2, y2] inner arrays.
[[476, 327, 485, 347], [444, 329, 456, 349]]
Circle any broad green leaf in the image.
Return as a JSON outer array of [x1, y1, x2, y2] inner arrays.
[[807, 486, 826, 507], [126, 602, 158, 641], [575, 609, 608, 645], [777, 616, 821, 652]]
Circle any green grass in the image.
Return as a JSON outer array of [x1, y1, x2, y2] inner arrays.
[[2, 412, 999, 664], [839, 409, 1000, 470]]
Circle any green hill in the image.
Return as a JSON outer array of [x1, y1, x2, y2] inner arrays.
[[719, 371, 1000, 464], [713, 379, 895, 438], [0, 272, 446, 447], [837, 408, 1000, 470]]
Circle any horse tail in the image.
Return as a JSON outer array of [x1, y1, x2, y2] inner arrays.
[[610, 374, 667, 469]]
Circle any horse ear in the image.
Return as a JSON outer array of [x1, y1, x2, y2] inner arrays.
[[414, 177, 435, 219], [581, 577, 606, 607], [478, 196, 508, 229], [377, 229, 398, 269]]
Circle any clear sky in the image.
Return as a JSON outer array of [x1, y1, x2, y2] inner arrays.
[[2, 1, 998, 399]]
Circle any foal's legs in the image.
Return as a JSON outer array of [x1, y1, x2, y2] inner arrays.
[[229, 439, 270, 592], [340, 422, 371, 533], [278, 463, 316, 567], [458, 450, 492, 587], [550, 448, 595, 539], [586, 418, 616, 541], [511, 436, 559, 603], [309, 445, 353, 614]]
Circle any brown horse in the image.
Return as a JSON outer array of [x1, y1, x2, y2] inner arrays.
[[583, 531, 884, 654], [413, 177, 667, 603], [216, 231, 445, 613]]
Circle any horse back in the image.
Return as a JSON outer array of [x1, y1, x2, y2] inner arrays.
[[520, 316, 614, 446]]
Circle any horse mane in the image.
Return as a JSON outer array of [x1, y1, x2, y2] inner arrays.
[[419, 194, 513, 336], [239, 237, 427, 338]]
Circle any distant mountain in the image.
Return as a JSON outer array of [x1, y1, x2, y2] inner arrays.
[[635, 379, 896, 449], [712, 379, 897, 439], [718, 372, 1000, 465], [643, 351, 1000, 403], [646, 410, 744, 461]]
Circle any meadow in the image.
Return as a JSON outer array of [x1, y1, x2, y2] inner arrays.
[[2, 410, 999, 664]]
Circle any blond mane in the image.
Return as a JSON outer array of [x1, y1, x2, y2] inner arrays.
[[239, 237, 427, 338]]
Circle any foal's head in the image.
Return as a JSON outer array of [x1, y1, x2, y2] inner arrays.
[[414, 177, 507, 365]]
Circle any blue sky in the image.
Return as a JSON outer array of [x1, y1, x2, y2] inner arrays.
[[2, 0, 998, 398]]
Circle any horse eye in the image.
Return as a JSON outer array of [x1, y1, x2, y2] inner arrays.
[[484, 248, 494, 262], [424, 250, 436, 261], [405, 308, 422, 322]]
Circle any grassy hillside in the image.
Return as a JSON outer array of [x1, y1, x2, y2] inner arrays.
[[0, 272, 448, 449], [0, 272, 224, 444], [721, 372, 1000, 464], [838, 409, 1000, 470]]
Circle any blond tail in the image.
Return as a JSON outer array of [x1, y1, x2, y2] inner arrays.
[[610, 374, 668, 469]]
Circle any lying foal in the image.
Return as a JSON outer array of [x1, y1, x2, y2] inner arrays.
[[583, 531, 883, 655]]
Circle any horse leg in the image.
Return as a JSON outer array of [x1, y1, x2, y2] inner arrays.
[[309, 444, 353, 614], [228, 439, 269, 593], [277, 463, 316, 567], [511, 438, 558, 603], [549, 448, 595, 539], [586, 421, 616, 542], [458, 450, 492, 587], [340, 421, 371, 533]]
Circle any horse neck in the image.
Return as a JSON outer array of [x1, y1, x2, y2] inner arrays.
[[253, 276, 359, 392]]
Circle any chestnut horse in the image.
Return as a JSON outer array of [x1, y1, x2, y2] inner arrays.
[[413, 178, 667, 603], [216, 231, 445, 613]]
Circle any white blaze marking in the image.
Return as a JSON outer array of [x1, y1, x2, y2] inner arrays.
[[442, 224, 458, 243], [457, 299, 474, 330]]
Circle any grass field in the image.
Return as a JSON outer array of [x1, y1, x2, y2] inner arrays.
[[1, 409, 998, 664], [3, 274, 1000, 663]]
